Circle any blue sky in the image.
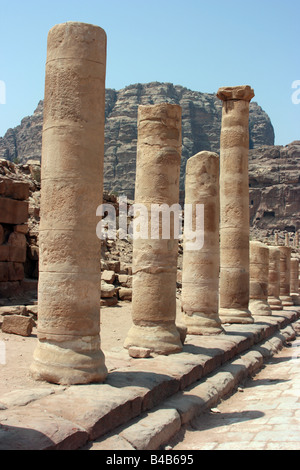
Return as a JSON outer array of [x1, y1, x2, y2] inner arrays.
[[0, 0, 299, 145]]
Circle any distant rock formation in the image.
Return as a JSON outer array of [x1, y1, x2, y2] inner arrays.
[[249, 141, 300, 237], [0, 82, 275, 198]]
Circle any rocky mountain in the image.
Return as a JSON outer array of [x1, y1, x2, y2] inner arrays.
[[0, 82, 275, 199], [0, 81, 298, 241], [249, 141, 300, 238]]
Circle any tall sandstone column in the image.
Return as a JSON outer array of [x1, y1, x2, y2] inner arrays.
[[279, 246, 294, 307], [30, 22, 108, 385], [268, 246, 283, 311], [249, 241, 272, 316], [181, 151, 223, 335], [217, 85, 254, 324], [124, 103, 183, 355]]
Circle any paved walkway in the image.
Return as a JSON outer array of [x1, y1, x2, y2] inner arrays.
[[1, 308, 299, 450], [169, 332, 300, 450]]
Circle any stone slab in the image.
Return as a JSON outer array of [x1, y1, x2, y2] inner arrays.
[[106, 366, 180, 412], [119, 408, 181, 451], [29, 383, 144, 441], [0, 407, 88, 450]]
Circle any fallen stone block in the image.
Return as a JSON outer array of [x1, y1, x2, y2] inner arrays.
[[129, 346, 151, 358], [118, 287, 132, 301], [117, 274, 132, 288], [1, 315, 34, 337], [106, 260, 121, 273], [0, 305, 27, 317], [101, 270, 115, 284], [100, 296, 118, 307], [100, 282, 117, 298]]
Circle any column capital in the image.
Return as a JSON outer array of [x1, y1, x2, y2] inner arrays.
[[217, 85, 255, 102]]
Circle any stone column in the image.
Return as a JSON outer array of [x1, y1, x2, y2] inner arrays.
[[279, 246, 294, 306], [217, 85, 254, 324], [124, 103, 183, 355], [267, 246, 283, 311], [290, 258, 300, 305], [285, 232, 290, 247], [249, 241, 272, 316], [181, 151, 223, 335], [30, 22, 108, 385]]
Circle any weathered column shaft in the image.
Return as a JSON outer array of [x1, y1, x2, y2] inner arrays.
[[290, 257, 300, 305], [279, 246, 293, 306], [181, 151, 223, 335], [124, 103, 183, 355], [268, 246, 283, 311], [30, 22, 107, 385], [291, 258, 299, 294], [249, 241, 272, 316], [217, 85, 254, 324]]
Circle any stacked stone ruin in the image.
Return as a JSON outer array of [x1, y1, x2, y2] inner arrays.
[[19, 21, 300, 385], [0, 172, 29, 298]]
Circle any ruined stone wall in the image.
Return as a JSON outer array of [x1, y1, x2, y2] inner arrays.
[[0, 162, 29, 297], [0, 160, 40, 299]]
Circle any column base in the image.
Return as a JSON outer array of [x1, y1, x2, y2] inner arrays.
[[219, 307, 254, 324], [249, 299, 272, 316], [183, 312, 225, 335], [124, 323, 183, 356], [280, 296, 294, 307], [30, 338, 107, 385], [291, 294, 300, 306], [267, 296, 283, 311]]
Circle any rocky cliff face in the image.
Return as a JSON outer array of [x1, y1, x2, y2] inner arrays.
[[0, 100, 43, 164], [0, 82, 275, 198], [249, 141, 300, 239], [0, 81, 298, 242]]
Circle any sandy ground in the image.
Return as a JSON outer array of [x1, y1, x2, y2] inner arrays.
[[0, 302, 134, 396], [0, 300, 184, 397]]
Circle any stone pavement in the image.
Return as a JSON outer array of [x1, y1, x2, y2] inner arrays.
[[0, 307, 299, 450], [168, 326, 300, 450]]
